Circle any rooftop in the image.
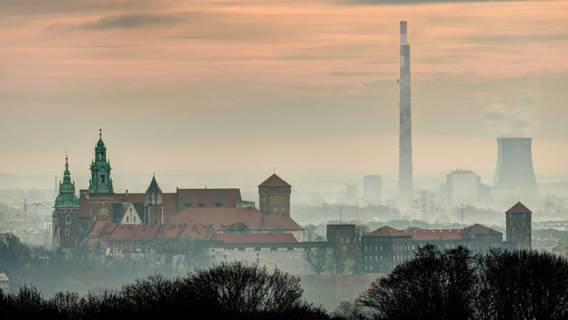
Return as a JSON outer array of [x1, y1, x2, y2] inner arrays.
[[259, 174, 291, 188], [506, 202, 532, 214]]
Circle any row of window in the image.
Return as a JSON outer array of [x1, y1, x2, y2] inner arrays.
[[183, 202, 223, 208], [363, 244, 417, 252]]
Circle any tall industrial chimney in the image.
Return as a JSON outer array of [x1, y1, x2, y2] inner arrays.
[[399, 20, 413, 203], [494, 137, 538, 196]]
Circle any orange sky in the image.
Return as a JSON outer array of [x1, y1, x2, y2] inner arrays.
[[1, 0, 568, 185]]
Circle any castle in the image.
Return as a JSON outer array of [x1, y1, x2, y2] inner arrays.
[[52, 131, 303, 252]]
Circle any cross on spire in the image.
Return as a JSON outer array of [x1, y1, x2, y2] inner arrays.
[[99, 128, 102, 139], [65, 149, 69, 170]]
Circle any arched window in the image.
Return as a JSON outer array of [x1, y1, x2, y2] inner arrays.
[[65, 215, 71, 225], [65, 229, 70, 237]]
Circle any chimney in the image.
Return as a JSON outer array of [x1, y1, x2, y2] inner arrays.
[[399, 20, 413, 204]]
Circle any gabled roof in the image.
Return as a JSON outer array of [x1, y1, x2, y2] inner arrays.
[[146, 176, 161, 193], [464, 224, 502, 236], [506, 202, 532, 214], [168, 207, 304, 232], [366, 226, 410, 238], [259, 174, 291, 188]]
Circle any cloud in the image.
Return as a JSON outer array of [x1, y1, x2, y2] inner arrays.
[[464, 33, 568, 44], [0, 0, 183, 16], [341, 0, 525, 4], [80, 14, 184, 30]]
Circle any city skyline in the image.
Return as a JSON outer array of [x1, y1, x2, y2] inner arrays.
[[1, 0, 568, 179]]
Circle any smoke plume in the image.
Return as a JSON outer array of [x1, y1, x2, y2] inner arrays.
[[484, 91, 538, 138]]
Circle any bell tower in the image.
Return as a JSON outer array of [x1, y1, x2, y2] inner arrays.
[[258, 173, 291, 216], [89, 129, 114, 195], [53, 153, 80, 250], [144, 174, 164, 225]]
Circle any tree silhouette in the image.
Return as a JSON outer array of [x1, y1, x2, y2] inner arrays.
[[357, 245, 477, 320], [476, 249, 568, 320]]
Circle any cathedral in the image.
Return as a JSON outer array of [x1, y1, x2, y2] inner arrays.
[[53, 131, 302, 252]]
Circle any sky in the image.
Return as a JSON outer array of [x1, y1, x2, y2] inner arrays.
[[1, 0, 568, 189]]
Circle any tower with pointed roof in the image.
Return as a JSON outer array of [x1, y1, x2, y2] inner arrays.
[[505, 201, 532, 250], [53, 153, 81, 250], [144, 174, 164, 225], [89, 129, 114, 195], [258, 173, 291, 216]]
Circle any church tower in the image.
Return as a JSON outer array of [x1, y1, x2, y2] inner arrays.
[[53, 153, 80, 250], [144, 174, 164, 225], [258, 174, 291, 216], [89, 129, 114, 195]]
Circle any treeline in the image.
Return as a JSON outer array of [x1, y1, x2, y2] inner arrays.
[[355, 246, 568, 320], [0, 262, 329, 320], [2, 237, 568, 319]]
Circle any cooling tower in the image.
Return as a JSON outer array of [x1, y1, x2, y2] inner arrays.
[[493, 137, 538, 195]]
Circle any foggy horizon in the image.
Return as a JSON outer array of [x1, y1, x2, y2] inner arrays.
[[2, 0, 568, 181]]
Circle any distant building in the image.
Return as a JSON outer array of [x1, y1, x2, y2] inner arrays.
[[361, 224, 503, 273], [363, 175, 383, 205], [54, 131, 302, 252], [0, 273, 9, 292], [258, 174, 292, 216], [327, 224, 358, 271], [441, 169, 487, 205], [505, 201, 532, 250], [209, 233, 325, 275]]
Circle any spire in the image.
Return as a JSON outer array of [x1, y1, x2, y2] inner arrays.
[[146, 174, 162, 193], [64, 149, 69, 175], [97, 129, 105, 148], [55, 152, 79, 208], [89, 129, 114, 194]]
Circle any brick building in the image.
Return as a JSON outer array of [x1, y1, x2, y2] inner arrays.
[[361, 224, 503, 273], [505, 201, 532, 249], [53, 131, 302, 252]]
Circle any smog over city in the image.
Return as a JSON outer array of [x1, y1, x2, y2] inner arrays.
[[1, 0, 568, 319]]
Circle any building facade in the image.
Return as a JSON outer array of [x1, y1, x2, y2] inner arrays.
[[505, 202, 532, 249], [258, 174, 291, 216], [54, 132, 303, 252], [361, 224, 503, 273]]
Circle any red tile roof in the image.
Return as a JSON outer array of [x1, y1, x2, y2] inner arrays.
[[506, 202, 532, 214], [259, 174, 291, 188], [176, 188, 242, 208], [212, 232, 298, 244], [464, 224, 502, 236], [261, 214, 304, 231], [108, 225, 161, 241], [168, 207, 303, 232], [366, 226, 410, 238]]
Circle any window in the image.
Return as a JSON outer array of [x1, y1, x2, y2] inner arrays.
[[100, 175, 105, 183], [185, 203, 191, 207], [198, 202, 205, 208], [215, 202, 223, 207], [64, 229, 70, 237], [65, 215, 71, 225]]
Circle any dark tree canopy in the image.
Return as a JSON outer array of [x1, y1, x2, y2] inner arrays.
[[477, 249, 568, 320], [0, 262, 327, 320], [357, 245, 477, 320], [357, 245, 568, 320]]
